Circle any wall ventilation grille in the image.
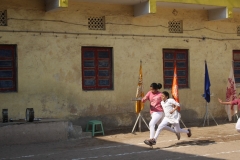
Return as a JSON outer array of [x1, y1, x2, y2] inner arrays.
[[168, 20, 183, 33], [88, 17, 105, 30], [237, 25, 240, 36], [0, 10, 7, 26]]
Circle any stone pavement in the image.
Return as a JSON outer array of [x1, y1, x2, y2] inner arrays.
[[0, 122, 240, 160]]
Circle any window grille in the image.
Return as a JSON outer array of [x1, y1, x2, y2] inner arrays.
[[233, 50, 240, 83], [168, 20, 183, 33], [163, 49, 188, 89], [82, 47, 113, 90], [0, 45, 17, 92], [0, 10, 7, 26], [88, 17, 105, 30]]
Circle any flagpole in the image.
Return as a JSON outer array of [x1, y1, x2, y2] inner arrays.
[[232, 61, 239, 121], [231, 61, 239, 122], [171, 60, 187, 128], [225, 61, 238, 122], [138, 60, 142, 132], [202, 60, 218, 126], [231, 61, 238, 122], [132, 60, 149, 133], [203, 102, 218, 126]]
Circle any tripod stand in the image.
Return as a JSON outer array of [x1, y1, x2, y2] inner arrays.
[[203, 102, 218, 126], [131, 98, 149, 133], [180, 119, 187, 128], [224, 104, 239, 122], [131, 112, 149, 133]]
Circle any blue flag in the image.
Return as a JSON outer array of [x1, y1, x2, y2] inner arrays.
[[204, 61, 211, 103]]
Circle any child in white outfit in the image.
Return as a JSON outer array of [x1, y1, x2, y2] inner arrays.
[[145, 91, 191, 146]]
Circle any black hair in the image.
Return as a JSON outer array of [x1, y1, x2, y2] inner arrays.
[[150, 83, 162, 90], [162, 91, 169, 99]]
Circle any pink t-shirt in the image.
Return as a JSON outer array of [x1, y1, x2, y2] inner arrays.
[[141, 91, 163, 114], [231, 99, 240, 110]]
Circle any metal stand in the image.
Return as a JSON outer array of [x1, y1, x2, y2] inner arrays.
[[227, 113, 239, 122], [234, 113, 239, 121], [203, 102, 218, 126], [224, 108, 239, 122], [131, 112, 149, 133], [180, 119, 187, 128]]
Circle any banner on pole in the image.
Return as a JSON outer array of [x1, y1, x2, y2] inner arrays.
[[225, 64, 238, 121], [204, 61, 211, 103], [171, 61, 180, 111], [135, 60, 144, 113]]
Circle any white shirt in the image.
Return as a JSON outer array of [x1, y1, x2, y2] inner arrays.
[[161, 98, 181, 124]]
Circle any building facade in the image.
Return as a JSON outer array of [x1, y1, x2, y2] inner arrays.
[[1, 0, 240, 130]]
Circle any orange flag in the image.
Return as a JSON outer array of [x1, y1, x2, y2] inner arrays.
[[171, 61, 180, 111], [135, 60, 144, 113]]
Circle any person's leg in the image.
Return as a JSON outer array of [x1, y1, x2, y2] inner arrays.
[[236, 118, 240, 133], [156, 113, 163, 126], [163, 125, 176, 133], [173, 123, 192, 137], [157, 114, 180, 139], [149, 112, 163, 139], [153, 117, 169, 141], [162, 125, 180, 140], [156, 113, 175, 133]]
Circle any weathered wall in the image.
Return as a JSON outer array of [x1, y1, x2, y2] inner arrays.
[[0, 0, 240, 129]]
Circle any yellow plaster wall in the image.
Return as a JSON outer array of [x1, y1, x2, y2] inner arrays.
[[157, 0, 240, 6], [157, 0, 240, 17], [0, 0, 240, 125]]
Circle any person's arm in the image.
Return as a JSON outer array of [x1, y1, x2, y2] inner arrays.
[[170, 105, 179, 114], [141, 92, 150, 103], [170, 99, 180, 114], [218, 98, 231, 105]]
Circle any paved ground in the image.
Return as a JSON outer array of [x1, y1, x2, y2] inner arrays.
[[0, 121, 240, 160]]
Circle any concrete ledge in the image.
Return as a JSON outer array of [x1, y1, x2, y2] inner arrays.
[[0, 119, 69, 145], [68, 123, 92, 139]]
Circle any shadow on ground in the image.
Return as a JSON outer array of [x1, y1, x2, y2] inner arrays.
[[0, 136, 223, 160], [165, 139, 216, 148]]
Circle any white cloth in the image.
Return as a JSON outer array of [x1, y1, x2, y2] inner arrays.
[[236, 118, 240, 133], [225, 65, 238, 121], [154, 117, 188, 141], [149, 112, 163, 138], [161, 98, 181, 124], [149, 112, 175, 139]]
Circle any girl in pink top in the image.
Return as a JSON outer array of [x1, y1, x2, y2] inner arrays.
[[142, 83, 179, 145], [218, 94, 240, 133]]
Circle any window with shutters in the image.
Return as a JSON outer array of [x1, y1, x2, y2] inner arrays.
[[0, 45, 17, 92], [233, 50, 240, 84], [163, 49, 188, 89], [82, 47, 113, 90]]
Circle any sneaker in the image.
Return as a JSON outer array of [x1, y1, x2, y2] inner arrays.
[[144, 139, 152, 146], [176, 132, 181, 140], [149, 138, 156, 145], [187, 129, 192, 137]]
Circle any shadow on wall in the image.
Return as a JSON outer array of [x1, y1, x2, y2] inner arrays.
[[71, 112, 139, 133], [71, 108, 235, 134], [70, 109, 201, 133], [180, 109, 199, 123]]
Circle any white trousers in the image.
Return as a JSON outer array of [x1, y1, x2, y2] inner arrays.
[[236, 118, 240, 133], [154, 117, 188, 141], [149, 112, 175, 139]]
